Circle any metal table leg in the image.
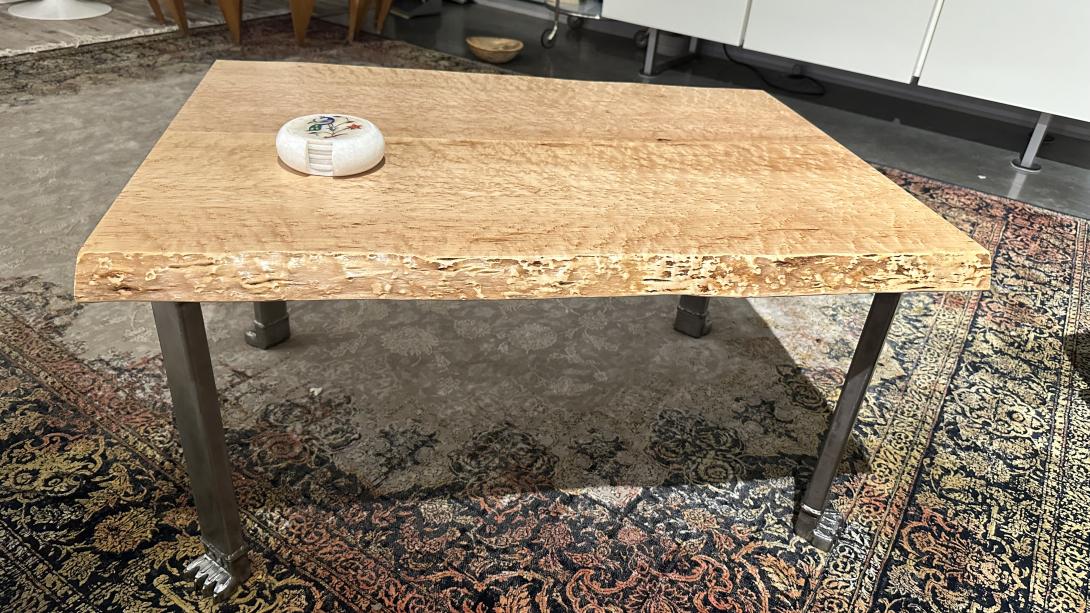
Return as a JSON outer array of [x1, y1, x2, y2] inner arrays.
[[244, 301, 290, 349], [674, 295, 711, 338], [794, 292, 901, 551], [640, 29, 700, 77], [152, 302, 251, 600], [1011, 112, 1052, 173]]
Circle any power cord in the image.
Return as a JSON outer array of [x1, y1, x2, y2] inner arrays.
[[722, 44, 826, 97]]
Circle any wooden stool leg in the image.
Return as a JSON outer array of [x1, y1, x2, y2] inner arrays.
[[167, 0, 189, 34], [374, 0, 393, 31], [347, 0, 369, 42], [217, 0, 242, 44], [289, 0, 315, 45], [147, 0, 166, 22]]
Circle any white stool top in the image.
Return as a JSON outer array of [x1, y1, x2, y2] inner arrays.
[[9, 0, 111, 20]]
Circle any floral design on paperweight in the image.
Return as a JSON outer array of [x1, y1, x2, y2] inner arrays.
[[305, 115, 364, 138]]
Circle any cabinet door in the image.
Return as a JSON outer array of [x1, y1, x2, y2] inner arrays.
[[919, 1, 1090, 122], [602, 0, 750, 45], [743, 0, 939, 83]]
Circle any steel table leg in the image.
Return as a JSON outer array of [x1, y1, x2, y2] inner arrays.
[[794, 292, 901, 551], [152, 302, 251, 600], [673, 295, 711, 338], [1011, 112, 1052, 173], [640, 29, 700, 77], [244, 300, 290, 349]]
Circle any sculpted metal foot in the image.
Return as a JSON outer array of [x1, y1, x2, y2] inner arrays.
[[245, 301, 290, 349], [794, 503, 841, 552], [185, 543, 251, 601], [673, 295, 711, 338]]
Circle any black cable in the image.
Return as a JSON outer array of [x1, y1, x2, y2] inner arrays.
[[722, 44, 826, 97]]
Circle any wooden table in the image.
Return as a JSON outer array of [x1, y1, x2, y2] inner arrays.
[[75, 60, 990, 600]]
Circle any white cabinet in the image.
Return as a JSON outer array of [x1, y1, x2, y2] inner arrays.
[[742, 0, 940, 83], [919, 1, 1090, 123], [602, 0, 1088, 123], [601, 0, 750, 46]]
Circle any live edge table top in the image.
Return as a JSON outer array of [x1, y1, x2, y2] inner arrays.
[[75, 60, 990, 303]]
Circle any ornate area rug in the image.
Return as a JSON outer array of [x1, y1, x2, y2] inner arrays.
[[2, 17, 1089, 612]]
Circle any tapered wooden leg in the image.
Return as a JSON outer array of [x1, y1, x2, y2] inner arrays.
[[166, 0, 188, 34], [152, 302, 250, 601], [374, 0, 393, 31], [289, 0, 315, 45], [147, 0, 166, 22], [347, 0, 370, 42], [217, 0, 242, 44], [794, 293, 901, 551], [244, 301, 290, 349]]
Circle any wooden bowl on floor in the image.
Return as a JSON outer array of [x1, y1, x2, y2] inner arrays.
[[466, 36, 524, 64]]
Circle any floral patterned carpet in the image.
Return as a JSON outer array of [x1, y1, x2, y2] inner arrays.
[[2, 17, 1089, 613]]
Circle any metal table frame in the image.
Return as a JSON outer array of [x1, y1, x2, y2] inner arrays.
[[153, 292, 901, 600]]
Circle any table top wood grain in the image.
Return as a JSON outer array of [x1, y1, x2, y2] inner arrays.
[[75, 60, 990, 303]]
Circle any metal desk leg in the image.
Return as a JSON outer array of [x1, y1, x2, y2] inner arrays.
[[1011, 112, 1052, 173], [640, 29, 699, 77], [673, 295, 711, 338], [794, 292, 901, 551], [244, 301, 290, 349], [153, 302, 251, 600]]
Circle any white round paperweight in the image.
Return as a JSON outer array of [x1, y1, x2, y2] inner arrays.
[[276, 114, 385, 177]]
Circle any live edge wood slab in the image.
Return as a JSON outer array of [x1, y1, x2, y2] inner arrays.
[[75, 60, 990, 303]]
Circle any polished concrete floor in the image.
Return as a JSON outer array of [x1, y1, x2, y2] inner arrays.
[[325, 1, 1090, 219]]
